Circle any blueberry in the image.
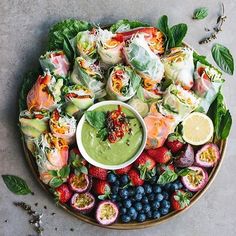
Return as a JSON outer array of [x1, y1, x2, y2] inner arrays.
[[143, 204, 151, 213], [148, 193, 155, 202], [149, 175, 158, 184], [141, 196, 149, 204], [136, 186, 145, 195], [131, 211, 138, 220], [127, 207, 137, 218], [121, 214, 131, 223], [137, 213, 146, 222], [146, 210, 153, 219], [160, 207, 169, 216], [135, 193, 143, 201], [128, 187, 135, 197], [119, 188, 129, 199], [177, 182, 183, 189], [161, 200, 171, 209], [151, 200, 160, 210], [134, 202, 142, 212], [130, 196, 136, 202], [152, 210, 161, 219], [111, 185, 119, 194], [170, 183, 179, 192], [110, 194, 118, 202], [114, 180, 120, 186], [144, 184, 152, 194], [164, 183, 171, 191], [117, 202, 123, 208], [107, 173, 117, 183], [120, 174, 129, 185], [155, 193, 164, 202], [162, 191, 169, 200], [120, 207, 127, 215], [123, 199, 132, 209], [153, 185, 162, 194]]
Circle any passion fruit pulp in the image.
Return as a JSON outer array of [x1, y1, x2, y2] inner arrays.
[[181, 166, 208, 192], [71, 192, 95, 213], [195, 143, 220, 167], [96, 200, 119, 225], [68, 173, 91, 193], [174, 144, 194, 167]]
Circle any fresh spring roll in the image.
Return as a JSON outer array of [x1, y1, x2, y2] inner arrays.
[[106, 65, 141, 101], [39, 50, 70, 77], [193, 62, 224, 112], [160, 84, 200, 120], [74, 30, 97, 60], [96, 28, 124, 66], [49, 108, 76, 144], [162, 47, 194, 90], [64, 84, 95, 115], [123, 34, 164, 84], [144, 103, 176, 149], [27, 72, 63, 111], [70, 57, 106, 98], [34, 133, 69, 184]]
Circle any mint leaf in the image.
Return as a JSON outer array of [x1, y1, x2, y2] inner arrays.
[[193, 7, 208, 20], [157, 170, 178, 185], [59, 166, 70, 178], [49, 178, 63, 188], [85, 111, 106, 130], [2, 175, 32, 195], [177, 168, 193, 176], [97, 127, 108, 141], [170, 23, 188, 47]]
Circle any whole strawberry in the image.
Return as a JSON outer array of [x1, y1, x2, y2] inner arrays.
[[115, 164, 132, 175], [134, 152, 156, 179], [55, 184, 72, 203], [128, 169, 144, 186], [147, 146, 172, 164], [166, 133, 185, 154], [89, 166, 107, 180], [171, 190, 192, 211], [93, 180, 110, 199]]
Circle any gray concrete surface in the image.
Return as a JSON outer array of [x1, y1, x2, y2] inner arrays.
[[0, 0, 236, 235]]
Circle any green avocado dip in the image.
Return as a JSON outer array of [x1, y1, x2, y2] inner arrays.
[[82, 104, 143, 165]]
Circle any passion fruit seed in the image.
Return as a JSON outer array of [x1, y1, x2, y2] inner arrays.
[[100, 204, 117, 221], [200, 148, 216, 163], [75, 194, 93, 208], [187, 170, 203, 187], [72, 174, 87, 188]]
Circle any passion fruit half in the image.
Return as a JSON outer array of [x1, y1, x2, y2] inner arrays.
[[174, 144, 194, 167], [68, 173, 92, 193], [195, 143, 220, 168], [181, 166, 208, 192], [96, 200, 119, 225], [71, 192, 95, 213]]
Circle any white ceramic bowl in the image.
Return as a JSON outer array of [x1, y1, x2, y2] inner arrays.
[[76, 101, 147, 170]]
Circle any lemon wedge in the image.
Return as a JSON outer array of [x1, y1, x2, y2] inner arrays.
[[182, 112, 214, 146]]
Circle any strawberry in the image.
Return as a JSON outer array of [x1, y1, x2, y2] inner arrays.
[[134, 152, 156, 179], [147, 146, 172, 164], [93, 179, 110, 197], [157, 163, 175, 174], [166, 133, 185, 154], [88, 165, 107, 180], [171, 190, 192, 211], [128, 169, 144, 186], [54, 184, 72, 203], [115, 164, 132, 175]]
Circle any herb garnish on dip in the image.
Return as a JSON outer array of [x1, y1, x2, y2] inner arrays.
[[82, 104, 143, 165]]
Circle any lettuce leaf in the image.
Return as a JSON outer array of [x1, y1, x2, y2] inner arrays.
[[110, 19, 150, 33], [48, 19, 93, 50]]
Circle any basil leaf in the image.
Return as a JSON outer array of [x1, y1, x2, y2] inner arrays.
[[219, 110, 232, 139], [80, 166, 88, 175], [193, 51, 211, 67], [170, 23, 188, 47], [59, 166, 70, 178], [157, 170, 178, 185], [211, 43, 234, 75], [49, 178, 63, 188], [161, 79, 173, 91], [2, 175, 32, 195], [96, 127, 108, 141], [48, 170, 58, 177], [177, 168, 193, 176], [63, 36, 74, 63], [85, 111, 106, 130], [193, 7, 208, 20]]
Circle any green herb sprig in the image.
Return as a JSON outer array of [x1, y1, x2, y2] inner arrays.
[[193, 7, 208, 20]]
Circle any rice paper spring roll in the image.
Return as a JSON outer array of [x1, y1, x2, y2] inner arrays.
[[106, 65, 141, 101], [193, 62, 224, 113], [123, 34, 164, 84], [96, 28, 124, 66], [161, 84, 201, 120], [64, 84, 95, 111], [49, 108, 76, 144], [144, 103, 176, 149], [34, 133, 69, 184], [70, 57, 106, 98], [27, 72, 63, 111], [39, 50, 70, 77], [162, 47, 194, 90]]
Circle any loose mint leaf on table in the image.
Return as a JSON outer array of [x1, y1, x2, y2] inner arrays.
[[211, 43, 234, 75], [2, 175, 32, 195], [85, 111, 107, 130], [110, 19, 150, 33], [193, 7, 208, 20], [48, 19, 93, 50]]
